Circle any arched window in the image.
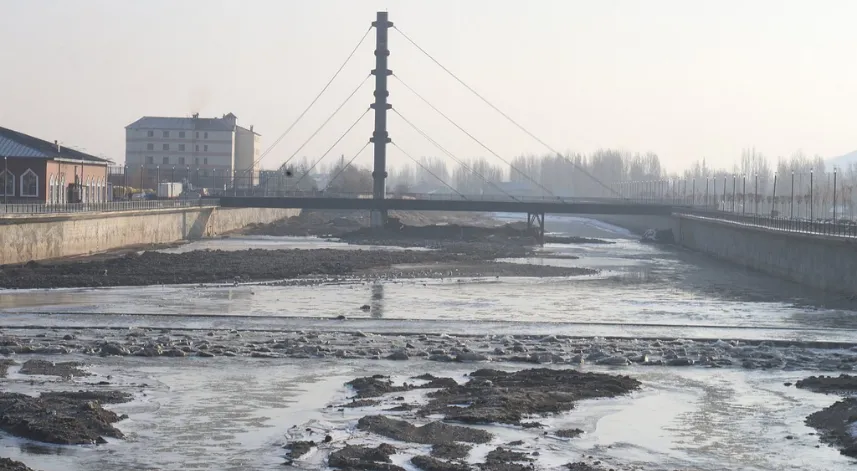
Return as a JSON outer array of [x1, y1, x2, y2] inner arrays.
[[0, 170, 14, 196], [59, 176, 66, 204], [48, 175, 55, 204], [21, 169, 38, 197]]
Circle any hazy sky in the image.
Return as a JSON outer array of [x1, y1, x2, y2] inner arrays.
[[1, 0, 855, 174]]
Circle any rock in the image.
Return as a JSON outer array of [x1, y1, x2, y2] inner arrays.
[[19, 359, 90, 379], [285, 440, 315, 459], [796, 375, 857, 394], [0, 458, 39, 471], [387, 351, 410, 361], [555, 428, 584, 438], [359, 305, 371, 311], [430, 443, 472, 460], [419, 368, 641, 425], [667, 358, 695, 367], [357, 415, 492, 445], [328, 444, 403, 471], [0, 390, 132, 445], [62, 334, 76, 341], [806, 398, 857, 457], [456, 352, 488, 363], [411, 455, 471, 471]]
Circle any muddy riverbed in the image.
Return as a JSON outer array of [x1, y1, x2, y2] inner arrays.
[[3, 213, 857, 470]]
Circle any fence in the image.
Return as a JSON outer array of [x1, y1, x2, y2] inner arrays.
[[0, 199, 220, 216], [681, 209, 857, 238]]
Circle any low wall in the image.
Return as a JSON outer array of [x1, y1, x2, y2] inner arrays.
[[0, 207, 299, 264], [675, 214, 857, 297]]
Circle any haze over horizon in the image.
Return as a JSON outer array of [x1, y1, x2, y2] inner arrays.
[[1, 0, 855, 173]]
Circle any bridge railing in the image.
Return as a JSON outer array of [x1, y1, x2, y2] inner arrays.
[[224, 189, 688, 206], [680, 209, 857, 238], [0, 199, 220, 216]]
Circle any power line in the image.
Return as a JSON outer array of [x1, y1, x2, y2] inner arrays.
[[392, 25, 622, 198], [394, 74, 564, 201], [322, 141, 371, 192], [393, 108, 519, 202], [292, 108, 371, 188], [391, 141, 467, 199], [249, 26, 372, 172], [278, 74, 370, 172]]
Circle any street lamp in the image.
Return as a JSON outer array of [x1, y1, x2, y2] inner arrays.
[[810, 168, 814, 222], [3, 155, 7, 205], [834, 167, 838, 222], [790, 171, 795, 219]]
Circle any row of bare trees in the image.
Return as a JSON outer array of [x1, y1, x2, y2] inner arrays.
[[272, 148, 856, 220]]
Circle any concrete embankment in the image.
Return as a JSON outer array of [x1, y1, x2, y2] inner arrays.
[[675, 214, 857, 297], [0, 206, 299, 264], [594, 213, 857, 297]]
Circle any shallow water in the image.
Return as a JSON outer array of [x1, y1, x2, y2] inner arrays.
[[2, 215, 857, 470], [0, 356, 851, 471]]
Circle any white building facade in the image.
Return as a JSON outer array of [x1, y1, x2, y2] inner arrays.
[[125, 113, 259, 188]]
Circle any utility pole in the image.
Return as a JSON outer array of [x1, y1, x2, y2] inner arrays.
[[370, 11, 393, 228]]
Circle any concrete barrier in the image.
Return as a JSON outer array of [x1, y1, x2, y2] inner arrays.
[[675, 214, 857, 297], [0, 206, 299, 264]]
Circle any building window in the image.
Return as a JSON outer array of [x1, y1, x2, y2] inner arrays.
[[163, 157, 170, 165], [203, 145, 208, 152], [146, 156, 154, 164], [147, 131, 154, 137], [203, 132, 208, 139], [163, 130, 170, 138], [147, 143, 154, 151], [195, 158, 200, 165], [179, 131, 186, 138], [204, 157, 208, 165], [20, 169, 38, 197], [162, 143, 170, 151], [179, 144, 186, 151], [0, 170, 14, 196], [178, 157, 186, 165], [195, 132, 199, 139], [195, 145, 199, 152]]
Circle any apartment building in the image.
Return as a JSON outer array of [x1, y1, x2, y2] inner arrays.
[[125, 113, 260, 188]]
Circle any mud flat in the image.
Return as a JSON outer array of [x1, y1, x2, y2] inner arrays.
[[799, 374, 857, 457], [299, 367, 641, 471], [0, 388, 131, 445], [0, 459, 38, 471], [239, 209, 500, 238], [0, 244, 596, 290]]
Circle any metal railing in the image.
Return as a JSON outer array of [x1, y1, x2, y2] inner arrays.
[[0, 198, 220, 216], [681, 210, 857, 238]]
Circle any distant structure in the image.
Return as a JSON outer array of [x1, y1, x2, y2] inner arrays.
[[0, 126, 110, 204], [125, 113, 260, 189]]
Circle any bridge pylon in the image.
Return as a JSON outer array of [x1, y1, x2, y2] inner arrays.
[[370, 11, 393, 228]]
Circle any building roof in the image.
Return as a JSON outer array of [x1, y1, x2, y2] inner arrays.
[[126, 116, 236, 132], [0, 126, 110, 163]]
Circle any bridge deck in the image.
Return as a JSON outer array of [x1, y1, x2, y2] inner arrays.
[[218, 196, 681, 215]]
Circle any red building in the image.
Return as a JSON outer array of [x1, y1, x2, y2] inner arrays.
[[0, 126, 111, 204]]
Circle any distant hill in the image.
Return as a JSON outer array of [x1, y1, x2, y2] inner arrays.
[[829, 150, 857, 168]]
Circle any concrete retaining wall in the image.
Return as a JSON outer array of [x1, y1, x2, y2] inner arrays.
[[675, 215, 857, 297], [0, 207, 299, 264]]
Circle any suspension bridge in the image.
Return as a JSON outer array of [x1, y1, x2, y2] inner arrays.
[[220, 12, 688, 237]]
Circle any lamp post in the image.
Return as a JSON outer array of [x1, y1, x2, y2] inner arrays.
[[171, 166, 176, 183], [732, 175, 736, 213], [742, 175, 746, 215], [754, 173, 758, 219], [834, 168, 838, 222], [3, 155, 7, 205], [810, 168, 814, 222], [772, 172, 778, 218], [790, 171, 795, 219]]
